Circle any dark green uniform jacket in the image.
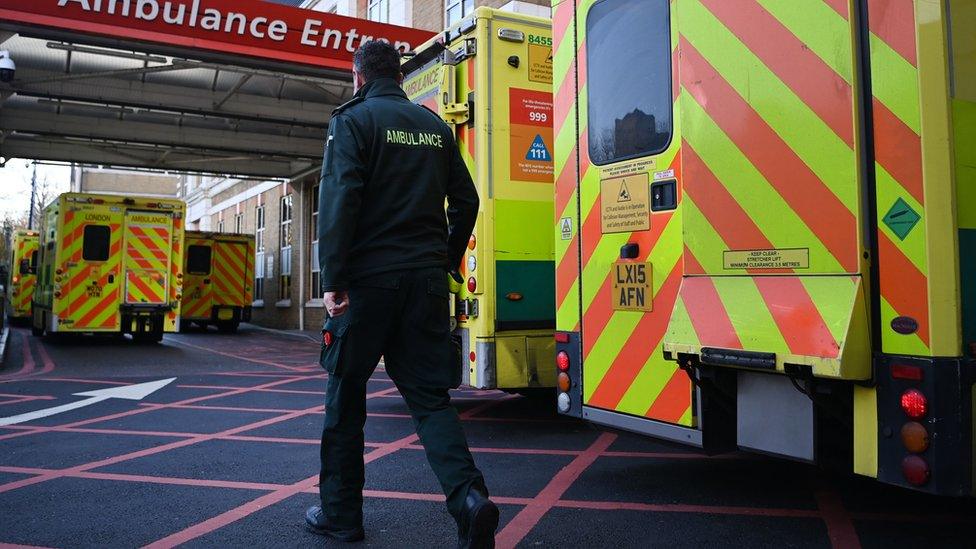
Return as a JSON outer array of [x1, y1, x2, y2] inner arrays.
[[317, 77, 479, 292]]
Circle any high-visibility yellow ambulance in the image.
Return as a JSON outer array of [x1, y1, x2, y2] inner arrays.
[[5, 230, 39, 322], [180, 231, 255, 333], [32, 193, 185, 343], [402, 7, 556, 391], [553, 0, 976, 495]]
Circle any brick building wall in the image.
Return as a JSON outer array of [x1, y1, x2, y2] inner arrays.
[[412, 0, 550, 31], [72, 168, 181, 198]]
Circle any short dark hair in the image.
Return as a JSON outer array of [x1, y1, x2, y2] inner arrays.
[[353, 40, 402, 82]]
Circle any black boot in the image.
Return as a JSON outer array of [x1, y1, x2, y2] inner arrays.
[[305, 506, 365, 542], [457, 489, 499, 549]]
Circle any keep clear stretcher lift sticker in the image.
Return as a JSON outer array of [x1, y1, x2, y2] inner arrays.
[[510, 88, 554, 183]]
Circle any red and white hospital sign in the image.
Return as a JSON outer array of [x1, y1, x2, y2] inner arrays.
[[0, 0, 436, 71]]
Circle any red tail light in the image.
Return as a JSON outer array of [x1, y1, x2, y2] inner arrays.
[[323, 331, 333, 346], [469, 351, 476, 363], [555, 332, 570, 343], [467, 277, 477, 293], [900, 389, 927, 419], [902, 455, 930, 486], [891, 364, 923, 381], [557, 351, 570, 372]]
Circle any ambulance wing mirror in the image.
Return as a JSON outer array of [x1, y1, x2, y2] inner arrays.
[[439, 65, 470, 126]]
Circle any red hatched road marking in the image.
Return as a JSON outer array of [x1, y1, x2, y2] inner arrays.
[[816, 488, 862, 549], [495, 432, 617, 547]]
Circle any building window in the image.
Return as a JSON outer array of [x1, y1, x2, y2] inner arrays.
[[586, 0, 673, 165], [217, 219, 224, 233], [254, 252, 265, 301], [255, 205, 266, 252], [310, 185, 320, 300], [445, 0, 474, 26], [254, 204, 265, 300], [235, 212, 244, 234], [279, 194, 293, 301], [367, 0, 389, 22]]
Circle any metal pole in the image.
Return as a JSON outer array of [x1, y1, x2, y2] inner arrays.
[[28, 162, 37, 230]]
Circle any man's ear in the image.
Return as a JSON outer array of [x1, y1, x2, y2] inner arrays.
[[396, 72, 404, 85], [353, 69, 366, 93]]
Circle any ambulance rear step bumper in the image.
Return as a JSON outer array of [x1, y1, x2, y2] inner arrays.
[[582, 406, 703, 447], [120, 303, 173, 312]]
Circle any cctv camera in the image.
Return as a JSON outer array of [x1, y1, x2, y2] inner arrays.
[[0, 51, 15, 83]]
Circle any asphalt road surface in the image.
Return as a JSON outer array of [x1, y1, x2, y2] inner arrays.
[[0, 324, 974, 548]]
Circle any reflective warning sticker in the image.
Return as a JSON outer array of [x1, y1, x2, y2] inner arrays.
[[510, 88, 554, 182], [723, 248, 810, 270], [560, 217, 573, 240], [612, 261, 653, 312], [528, 38, 553, 84], [882, 198, 921, 241], [600, 173, 650, 233]]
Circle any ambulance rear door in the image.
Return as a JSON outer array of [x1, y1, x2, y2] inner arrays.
[[122, 210, 174, 306], [573, 0, 696, 439]]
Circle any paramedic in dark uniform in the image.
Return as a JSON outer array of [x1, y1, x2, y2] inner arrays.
[[306, 40, 497, 549]]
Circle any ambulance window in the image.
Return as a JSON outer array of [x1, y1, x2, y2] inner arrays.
[[187, 245, 212, 275], [586, 0, 672, 165], [82, 225, 111, 262]]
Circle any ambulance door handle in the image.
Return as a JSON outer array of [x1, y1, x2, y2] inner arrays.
[[107, 274, 115, 284], [204, 279, 211, 285]]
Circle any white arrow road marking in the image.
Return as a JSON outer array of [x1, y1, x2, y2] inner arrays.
[[0, 378, 176, 427]]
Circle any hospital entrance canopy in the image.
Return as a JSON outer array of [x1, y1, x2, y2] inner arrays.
[[0, 0, 434, 179]]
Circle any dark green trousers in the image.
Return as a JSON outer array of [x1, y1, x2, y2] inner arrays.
[[319, 267, 486, 529]]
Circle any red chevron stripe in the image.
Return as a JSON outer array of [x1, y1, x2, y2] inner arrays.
[[680, 38, 858, 272], [682, 143, 784, 274], [867, 0, 917, 66], [699, 0, 855, 148], [183, 294, 211, 319], [153, 226, 171, 241], [554, 142, 579, 221], [586, 261, 683, 410], [556, 233, 579, 309], [644, 366, 693, 423], [210, 269, 236, 299], [753, 277, 840, 358], [872, 98, 924, 205], [99, 314, 119, 329], [581, 210, 674, 359], [683, 142, 838, 357], [552, 9, 577, 138], [680, 248, 743, 350], [130, 226, 169, 263], [217, 255, 246, 287], [822, 0, 849, 18], [127, 273, 165, 304], [878, 232, 930, 346], [212, 263, 244, 301], [75, 286, 120, 328]]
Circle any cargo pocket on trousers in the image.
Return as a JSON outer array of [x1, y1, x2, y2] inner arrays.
[[320, 322, 348, 376], [424, 275, 451, 336]]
